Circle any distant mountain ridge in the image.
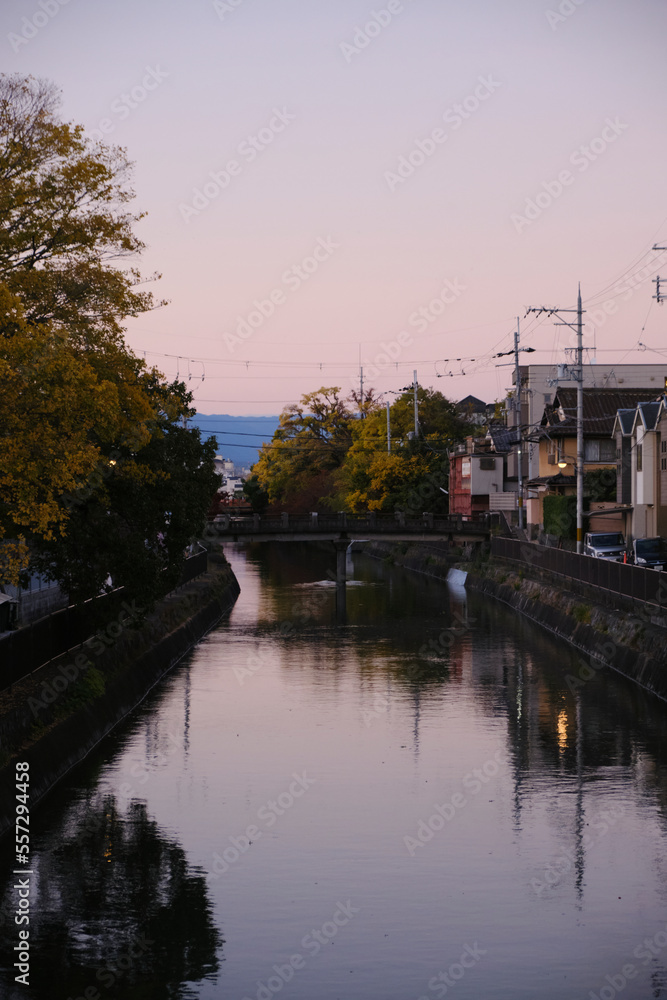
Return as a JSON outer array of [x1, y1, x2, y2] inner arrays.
[[189, 413, 280, 469]]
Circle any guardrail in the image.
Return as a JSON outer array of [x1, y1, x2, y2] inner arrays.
[[491, 537, 667, 607], [0, 547, 208, 690]]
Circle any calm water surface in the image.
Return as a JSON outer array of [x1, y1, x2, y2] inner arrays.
[[2, 543, 667, 1000]]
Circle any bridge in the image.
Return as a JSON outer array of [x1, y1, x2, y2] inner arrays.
[[209, 512, 488, 617], [208, 511, 490, 545]]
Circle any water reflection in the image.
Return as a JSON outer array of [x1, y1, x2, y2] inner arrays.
[[4, 543, 667, 998], [0, 795, 222, 1000]]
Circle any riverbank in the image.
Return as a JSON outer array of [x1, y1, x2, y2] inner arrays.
[[0, 548, 240, 837], [363, 539, 667, 705]]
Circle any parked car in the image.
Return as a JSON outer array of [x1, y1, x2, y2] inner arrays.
[[583, 531, 626, 561], [631, 537, 666, 570]]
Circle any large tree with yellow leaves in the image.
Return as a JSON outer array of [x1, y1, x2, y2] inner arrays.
[[0, 75, 218, 603]]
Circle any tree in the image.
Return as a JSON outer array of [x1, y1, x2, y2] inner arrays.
[[0, 285, 125, 583], [0, 75, 217, 601], [584, 467, 617, 503], [253, 387, 355, 511], [332, 387, 467, 513], [242, 473, 270, 515], [0, 74, 163, 349], [30, 379, 220, 606]]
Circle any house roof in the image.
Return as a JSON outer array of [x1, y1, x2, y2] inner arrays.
[[613, 408, 637, 436], [486, 424, 519, 453], [612, 398, 664, 436], [542, 388, 663, 437], [526, 472, 576, 488], [457, 394, 489, 411], [636, 400, 662, 431]]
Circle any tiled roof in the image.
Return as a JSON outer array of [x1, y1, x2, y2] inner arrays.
[[542, 388, 662, 436], [487, 425, 520, 452], [526, 472, 576, 487]]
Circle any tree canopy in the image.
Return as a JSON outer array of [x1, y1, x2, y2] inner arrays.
[[0, 75, 217, 604], [251, 385, 467, 514], [332, 387, 467, 513], [252, 387, 355, 512]]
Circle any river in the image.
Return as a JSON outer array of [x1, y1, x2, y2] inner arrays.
[[2, 542, 667, 1000]]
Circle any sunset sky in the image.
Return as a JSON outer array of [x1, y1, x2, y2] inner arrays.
[[3, 0, 667, 415]]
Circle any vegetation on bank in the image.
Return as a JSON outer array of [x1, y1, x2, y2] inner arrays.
[[247, 385, 469, 514], [0, 75, 219, 607]]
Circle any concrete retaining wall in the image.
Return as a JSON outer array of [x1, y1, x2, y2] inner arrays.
[[0, 557, 240, 837]]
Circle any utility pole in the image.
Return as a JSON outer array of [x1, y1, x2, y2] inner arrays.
[[413, 370, 419, 438], [527, 285, 586, 553], [359, 365, 364, 418], [386, 400, 391, 454], [576, 284, 584, 554], [513, 317, 524, 530]]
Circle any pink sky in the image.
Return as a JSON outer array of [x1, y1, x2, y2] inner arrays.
[[3, 0, 667, 414]]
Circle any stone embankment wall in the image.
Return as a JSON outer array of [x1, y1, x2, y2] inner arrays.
[[363, 539, 667, 705], [466, 565, 667, 704], [0, 551, 240, 837], [361, 539, 462, 580]]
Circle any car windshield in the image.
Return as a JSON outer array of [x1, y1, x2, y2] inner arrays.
[[590, 534, 624, 547], [636, 539, 662, 557]]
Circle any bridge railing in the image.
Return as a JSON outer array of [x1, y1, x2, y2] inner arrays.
[[213, 511, 489, 535]]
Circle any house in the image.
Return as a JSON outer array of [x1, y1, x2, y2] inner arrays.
[[449, 435, 507, 517], [612, 398, 667, 540], [508, 364, 667, 483], [456, 395, 496, 427], [526, 388, 660, 528]]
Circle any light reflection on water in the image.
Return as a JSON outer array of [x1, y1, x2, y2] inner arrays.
[[2, 541, 667, 1000]]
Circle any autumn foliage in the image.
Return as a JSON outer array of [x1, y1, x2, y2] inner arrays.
[[0, 75, 218, 603]]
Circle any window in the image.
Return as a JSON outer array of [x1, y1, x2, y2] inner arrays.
[[584, 439, 617, 462], [547, 440, 557, 465], [662, 440, 666, 454], [637, 444, 643, 472], [479, 457, 496, 470], [662, 458, 667, 471]]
